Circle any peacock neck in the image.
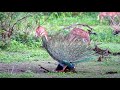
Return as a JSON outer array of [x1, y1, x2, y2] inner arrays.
[[41, 35, 48, 48]]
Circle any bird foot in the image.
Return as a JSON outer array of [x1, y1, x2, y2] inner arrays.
[[55, 64, 76, 73], [55, 68, 77, 73]]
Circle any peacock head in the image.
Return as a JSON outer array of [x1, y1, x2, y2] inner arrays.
[[35, 26, 48, 37], [35, 26, 48, 41]]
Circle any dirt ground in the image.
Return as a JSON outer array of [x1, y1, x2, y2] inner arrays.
[[0, 60, 59, 74], [0, 58, 120, 78]]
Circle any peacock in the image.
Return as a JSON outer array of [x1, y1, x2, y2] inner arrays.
[[35, 25, 96, 72]]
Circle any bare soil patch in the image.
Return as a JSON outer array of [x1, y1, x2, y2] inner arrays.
[[0, 60, 58, 74]]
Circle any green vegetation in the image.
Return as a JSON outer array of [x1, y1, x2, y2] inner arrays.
[[0, 12, 120, 78]]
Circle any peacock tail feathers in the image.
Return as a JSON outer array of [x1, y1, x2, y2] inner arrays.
[[42, 33, 96, 65]]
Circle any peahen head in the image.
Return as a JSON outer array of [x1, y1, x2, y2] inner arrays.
[[35, 25, 48, 41]]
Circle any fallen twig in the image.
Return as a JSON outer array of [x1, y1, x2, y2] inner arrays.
[[106, 71, 118, 74], [38, 64, 52, 72]]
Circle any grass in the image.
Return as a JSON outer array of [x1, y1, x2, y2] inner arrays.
[[0, 12, 120, 78], [0, 48, 50, 63], [0, 40, 50, 63], [98, 42, 120, 53], [0, 55, 120, 78], [90, 25, 120, 43]]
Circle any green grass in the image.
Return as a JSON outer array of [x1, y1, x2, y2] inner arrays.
[[98, 42, 120, 53], [0, 72, 47, 78], [0, 49, 50, 63], [0, 55, 120, 78], [0, 40, 50, 63], [90, 25, 120, 43], [42, 13, 120, 43], [0, 12, 120, 78]]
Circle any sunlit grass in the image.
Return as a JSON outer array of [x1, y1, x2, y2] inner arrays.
[[0, 49, 50, 63], [98, 42, 120, 52], [0, 12, 120, 78]]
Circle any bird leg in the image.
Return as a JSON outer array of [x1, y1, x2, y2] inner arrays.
[[59, 65, 68, 72], [58, 66, 76, 73], [55, 64, 68, 72], [55, 64, 76, 72]]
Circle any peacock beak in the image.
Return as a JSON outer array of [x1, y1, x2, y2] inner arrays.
[[35, 32, 42, 37]]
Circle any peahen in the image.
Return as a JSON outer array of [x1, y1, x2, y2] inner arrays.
[[35, 25, 96, 72]]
